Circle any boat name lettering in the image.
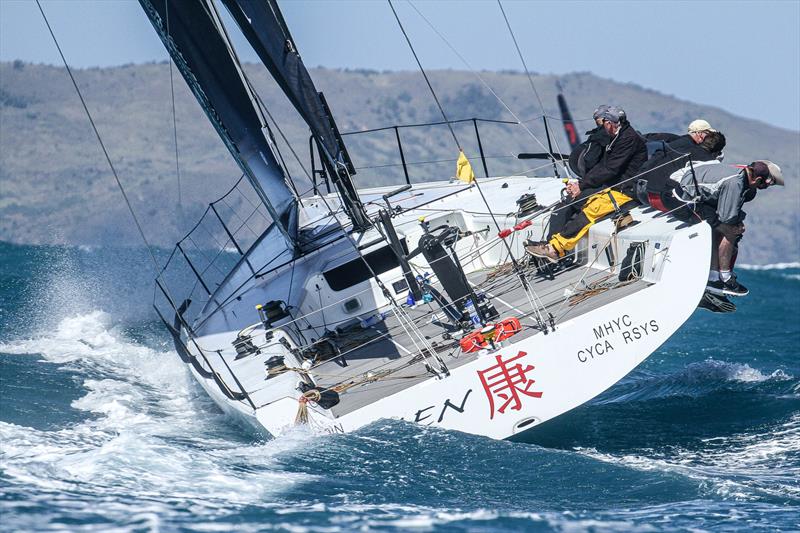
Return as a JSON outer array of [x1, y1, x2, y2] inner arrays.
[[592, 314, 632, 339], [477, 351, 543, 419], [580, 317, 660, 363], [577, 340, 615, 362], [410, 389, 473, 425], [622, 320, 659, 344], [322, 423, 345, 435]]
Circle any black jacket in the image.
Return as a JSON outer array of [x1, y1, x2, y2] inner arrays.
[[638, 135, 717, 194], [580, 122, 647, 194], [644, 132, 681, 143], [568, 125, 612, 177]]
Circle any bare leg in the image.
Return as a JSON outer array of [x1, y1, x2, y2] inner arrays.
[[718, 235, 737, 271]]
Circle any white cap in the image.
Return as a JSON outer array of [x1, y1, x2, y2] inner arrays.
[[688, 119, 717, 133]]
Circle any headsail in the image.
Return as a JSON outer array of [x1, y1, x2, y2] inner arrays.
[[139, 0, 298, 245], [556, 82, 581, 151], [221, 0, 370, 230]]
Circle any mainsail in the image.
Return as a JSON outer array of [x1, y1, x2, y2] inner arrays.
[[139, 0, 298, 245], [221, 0, 370, 230]]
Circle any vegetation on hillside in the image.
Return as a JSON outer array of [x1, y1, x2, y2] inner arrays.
[[1, 62, 797, 263]]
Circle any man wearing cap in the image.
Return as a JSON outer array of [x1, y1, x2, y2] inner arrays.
[[528, 106, 647, 263], [567, 105, 614, 177], [676, 159, 785, 296], [645, 118, 718, 154], [635, 129, 726, 211]]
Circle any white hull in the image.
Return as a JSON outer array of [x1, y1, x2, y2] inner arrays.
[[179, 177, 711, 441]]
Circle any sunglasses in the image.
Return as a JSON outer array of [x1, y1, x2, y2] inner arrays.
[[756, 175, 775, 188]]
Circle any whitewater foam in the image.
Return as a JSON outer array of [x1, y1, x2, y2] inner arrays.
[[737, 262, 800, 271], [0, 311, 324, 522]]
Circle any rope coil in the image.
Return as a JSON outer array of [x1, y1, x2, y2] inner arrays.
[[294, 389, 322, 425]]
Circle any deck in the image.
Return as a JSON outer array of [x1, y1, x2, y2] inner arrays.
[[307, 259, 650, 417]]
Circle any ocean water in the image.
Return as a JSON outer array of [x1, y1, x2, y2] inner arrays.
[[1, 241, 798, 532]]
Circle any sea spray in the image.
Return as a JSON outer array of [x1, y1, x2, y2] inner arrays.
[[1, 242, 799, 531]]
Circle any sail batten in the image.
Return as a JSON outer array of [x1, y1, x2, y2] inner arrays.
[[139, 0, 298, 246]]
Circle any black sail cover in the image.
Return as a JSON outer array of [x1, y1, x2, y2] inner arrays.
[[221, 0, 368, 229], [139, 0, 298, 245]]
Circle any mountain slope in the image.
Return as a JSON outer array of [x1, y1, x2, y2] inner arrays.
[[1, 62, 797, 263]]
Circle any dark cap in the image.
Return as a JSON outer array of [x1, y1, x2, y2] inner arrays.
[[598, 106, 625, 124], [592, 105, 610, 120]]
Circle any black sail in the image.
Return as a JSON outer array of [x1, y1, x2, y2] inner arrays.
[[556, 87, 581, 151], [222, 0, 369, 229], [139, 0, 297, 244]]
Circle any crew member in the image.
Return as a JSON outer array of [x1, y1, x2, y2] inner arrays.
[[527, 106, 647, 263], [675, 160, 784, 296], [568, 105, 614, 177], [636, 129, 726, 212]]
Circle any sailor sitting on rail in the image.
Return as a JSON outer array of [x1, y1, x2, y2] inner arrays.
[[526, 106, 647, 263], [635, 129, 726, 214], [674, 159, 784, 298]]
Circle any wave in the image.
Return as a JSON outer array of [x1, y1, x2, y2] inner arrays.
[[578, 412, 800, 502], [737, 262, 800, 270], [0, 311, 324, 516], [595, 359, 794, 405], [674, 359, 791, 384]]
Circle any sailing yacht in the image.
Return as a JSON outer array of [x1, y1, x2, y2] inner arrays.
[[142, 0, 711, 440]]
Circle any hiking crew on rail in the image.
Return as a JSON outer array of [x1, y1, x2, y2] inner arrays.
[[526, 108, 785, 303]]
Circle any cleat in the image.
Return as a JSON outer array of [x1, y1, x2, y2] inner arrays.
[[525, 242, 559, 264]]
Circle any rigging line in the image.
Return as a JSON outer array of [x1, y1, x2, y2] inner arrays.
[[393, 0, 548, 330], [405, 0, 563, 172], [35, 0, 161, 277], [312, 182, 445, 375], [497, 1, 543, 114], [225, 40, 303, 202], [337, 165, 440, 361], [388, 0, 460, 150], [496, 0, 568, 172], [253, 90, 314, 182], [165, 1, 183, 212]]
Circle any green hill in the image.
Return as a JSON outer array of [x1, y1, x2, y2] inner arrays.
[[1, 61, 798, 264]]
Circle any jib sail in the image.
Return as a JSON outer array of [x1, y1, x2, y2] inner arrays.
[[139, 0, 298, 246], [221, 0, 369, 230]]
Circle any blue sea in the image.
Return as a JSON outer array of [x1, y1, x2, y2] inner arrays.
[[1, 241, 798, 532]]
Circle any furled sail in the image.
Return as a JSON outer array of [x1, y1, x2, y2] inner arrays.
[[221, 0, 370, 229], [139, 0, 298, 245]]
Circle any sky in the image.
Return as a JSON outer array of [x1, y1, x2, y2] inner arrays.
[[1, 0, 799, 132]]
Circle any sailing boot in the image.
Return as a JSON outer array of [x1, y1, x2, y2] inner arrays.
[[721, 273, 749, 297], [525, 242, 559, 264], [698, 292, 737, 313]]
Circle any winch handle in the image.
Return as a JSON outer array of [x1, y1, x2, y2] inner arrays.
[[382, 184, 412, 207]]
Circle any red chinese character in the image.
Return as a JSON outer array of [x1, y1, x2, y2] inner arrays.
[[477, 351, 542, 419]]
